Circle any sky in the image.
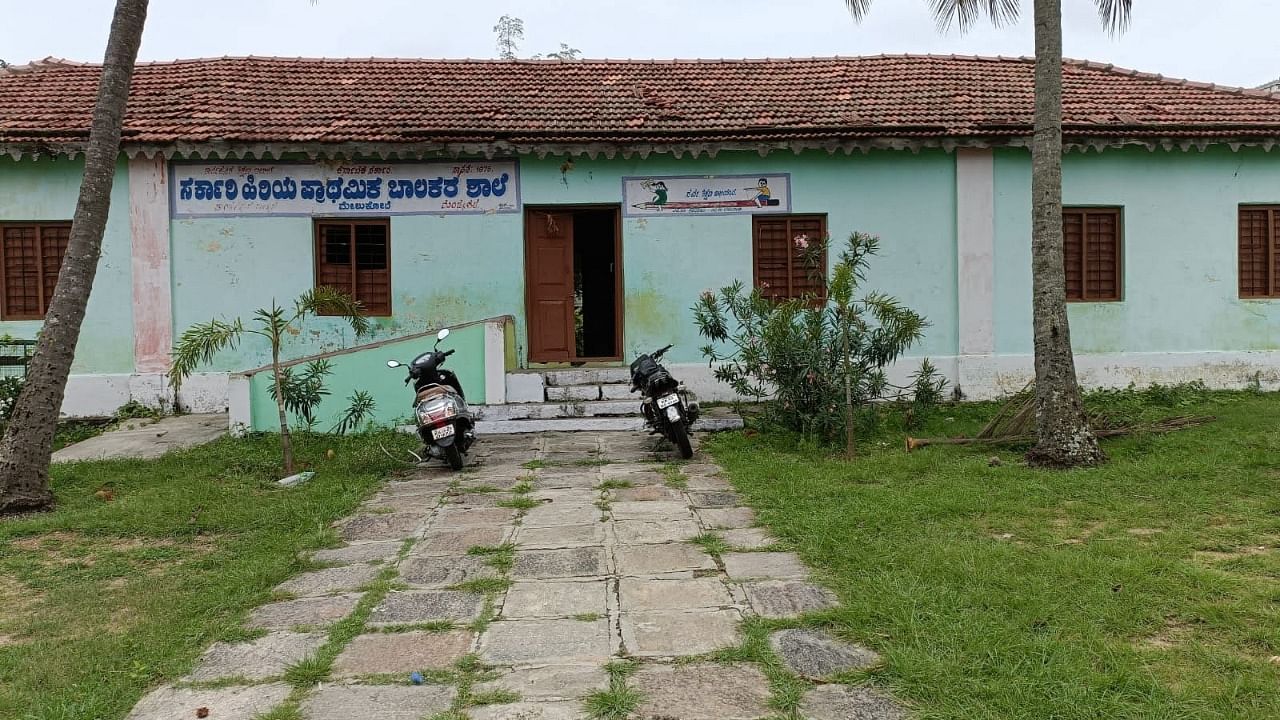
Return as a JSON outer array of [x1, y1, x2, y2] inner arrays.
[[1, 0, 1277, 89]]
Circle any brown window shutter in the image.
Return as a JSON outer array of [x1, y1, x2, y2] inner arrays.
[[40, 225, 71, 311], [2, 226, 39, 319], [354, 224, 391, 316], [1239, 207, 1273, 297], [1085, 209, 1119, 300], [752, 215, 827, 301], [314, 220, 391, 316], [1063, 211, 1084, 300]]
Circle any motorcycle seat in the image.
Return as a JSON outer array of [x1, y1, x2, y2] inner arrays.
[[415, 385, 448, 404]]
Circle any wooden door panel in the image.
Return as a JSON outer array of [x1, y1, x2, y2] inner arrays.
[[525, 211, 575, 362]]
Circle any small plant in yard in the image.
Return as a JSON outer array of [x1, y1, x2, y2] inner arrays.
[[169, 287, 372, 475], [0, 376, 22, 422], [694, 230, 946, 456]]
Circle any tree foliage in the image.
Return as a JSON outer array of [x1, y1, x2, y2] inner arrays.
[[694, 231, 946, 454]]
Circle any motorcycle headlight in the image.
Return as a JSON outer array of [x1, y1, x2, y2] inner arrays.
[[416, 397, 457, 423]]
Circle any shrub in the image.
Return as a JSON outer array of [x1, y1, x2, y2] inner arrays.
[[0, 376, 23, 422], [693, 231, 946, 455]]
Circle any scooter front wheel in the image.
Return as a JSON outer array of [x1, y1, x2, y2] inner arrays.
[[669, 421, 694, 460]]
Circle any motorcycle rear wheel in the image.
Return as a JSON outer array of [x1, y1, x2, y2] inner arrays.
[[443, 444, 465, 471], [669, 422, 694, 459]]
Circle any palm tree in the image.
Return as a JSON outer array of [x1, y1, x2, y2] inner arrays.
[[0, 0, 150, 514], [845, 0, 1130, 467]]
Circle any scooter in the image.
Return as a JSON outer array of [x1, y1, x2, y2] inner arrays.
[[629, 344, 700, 459], [386, 328, 476, 470]]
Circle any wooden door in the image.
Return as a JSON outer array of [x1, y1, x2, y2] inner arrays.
[[525, 210, 575, 362]]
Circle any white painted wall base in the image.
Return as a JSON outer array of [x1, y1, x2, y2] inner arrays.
[[58, 372, 231, 418]]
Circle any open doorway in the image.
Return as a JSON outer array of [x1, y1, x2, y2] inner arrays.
[[525, 206, 622, 363]]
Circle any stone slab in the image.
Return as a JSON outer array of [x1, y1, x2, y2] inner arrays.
[[512, 547, 608, 579], [522, 502, 603, 528], [799, 684, 907, 720], [613, 519, 702, 545], [769, 628, 882, 679], [445, 491, 516, 507], [534, 471, 603, 489], [187, 632, 326, 681], [369, 590, 485, 625], [275, 564, 380, 596], [310, 541, 403, 565], [742, 581, 840, 619], [377, 478, 453, 497], [609, 485, 683, 502], [469, 701, 588, 720], [615, 543, 716, 576], [479, 618, 612, 665], [697, 508, 757, 530], [415, 526, 509, 556], [720, 528, 779, 550], [475, 665, 609, 702], [300, 684, 456, 719], [364, 492, 439, 513], [126, 683, 290, 720], [434, 506, 518, 527], [683, 474, 734, 491], [332, 630, 475, 675], [619, 577, 733, 612], [620, 609, 742, 658], [338, 512, 425, 541], [515, 523, 608, 549], [247, 593, 361, 630], [630, 663, 771, 720], [610, 501, 693, 522], [722, 552, 810, 580], [502, 579, 609, 619], [687, 490, 742, 508], [399, 554, 499, 588], [54, 414, 227, 463]]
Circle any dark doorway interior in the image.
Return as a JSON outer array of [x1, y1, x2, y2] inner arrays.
[[572, 210, 618, 359]]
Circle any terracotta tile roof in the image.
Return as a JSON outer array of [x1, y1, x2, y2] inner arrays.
[[2, 55, 1279, 149]]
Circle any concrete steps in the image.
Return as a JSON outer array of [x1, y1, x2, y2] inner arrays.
[[474, 414, 743, 435], [473, 399, 637, 421]]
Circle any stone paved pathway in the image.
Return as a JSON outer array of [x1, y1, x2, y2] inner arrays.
[[126, 431, 907, 720]]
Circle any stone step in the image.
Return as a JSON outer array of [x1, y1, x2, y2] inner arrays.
[[545, 383, 635, 402], [473, 415, 744, 435], [542, 368, 631, 387], [474, 400, 638, 422]]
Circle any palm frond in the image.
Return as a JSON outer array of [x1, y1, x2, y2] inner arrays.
[[169, 318, 245, 389], [927, 0, 1020, 32], [843, 0, 874, 21], [1095, 0, 1132, 35], [296, 286, 372, 337]]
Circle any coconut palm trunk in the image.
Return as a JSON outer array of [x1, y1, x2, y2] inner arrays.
[[1025, 0, 1104, 467], [0, 0, 150, 513]]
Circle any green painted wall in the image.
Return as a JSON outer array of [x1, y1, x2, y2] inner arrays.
[[993, 146, 1280, 355], [246, 321, 487, 432], [170, 150, 958, 373], [0, 157, 134, 373]]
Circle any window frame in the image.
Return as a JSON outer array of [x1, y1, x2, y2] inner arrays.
[[751, 214, 829, 302], [312, 218, 392, 317], [1062, 206, 1123, 303], [1238, 204, 1280, 299], [0, 221, 73, 320]]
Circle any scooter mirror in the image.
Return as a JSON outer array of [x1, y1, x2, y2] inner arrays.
[[386, 360, 402, 368], [437, 328, 450, 341]]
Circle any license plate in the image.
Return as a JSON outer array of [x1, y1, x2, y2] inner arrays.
[[657, 394, 680, 409], [431, 424, 456, 440], [665, 405, 682, 421]]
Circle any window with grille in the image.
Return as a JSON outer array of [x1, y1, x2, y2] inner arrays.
[[314, 219, 391, 316], [1062, 207, 1122, 301], [1, 223, 71, 320], [752, 215, 827, 301], [1238, 205, 1280, 298]]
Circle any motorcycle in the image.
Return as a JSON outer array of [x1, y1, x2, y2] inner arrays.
[[629, 344, 700, 459], [386, 328, 476, 470]]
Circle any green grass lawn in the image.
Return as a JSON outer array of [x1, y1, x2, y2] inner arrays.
[[0, 430, 414, 720], [706, 389, 1280, 720]]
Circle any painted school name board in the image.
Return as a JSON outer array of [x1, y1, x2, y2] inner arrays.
[[623, 174, 792, 217], [171, 161, 521, 218]]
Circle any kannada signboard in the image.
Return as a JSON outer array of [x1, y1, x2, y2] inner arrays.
[[622, 173, 792, 217], [170, 161, 521, 218]]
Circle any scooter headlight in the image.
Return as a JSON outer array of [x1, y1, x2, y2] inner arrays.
[[416, 397, 457, 424]]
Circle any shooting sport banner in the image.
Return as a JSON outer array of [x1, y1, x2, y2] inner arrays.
[[622, 173, 792, 217], [170, 161, 520, 218]]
